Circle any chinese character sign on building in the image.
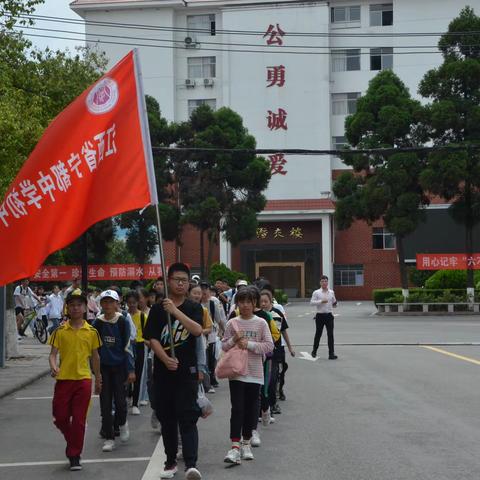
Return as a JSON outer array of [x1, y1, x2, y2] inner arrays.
[[416, 254, 480, 270], [256, 226, 303, 240]]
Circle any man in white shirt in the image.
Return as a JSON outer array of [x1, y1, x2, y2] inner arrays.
[[310, 275, 338, 360], [47, 284, 64, 334], [14, 278, 41, 334]]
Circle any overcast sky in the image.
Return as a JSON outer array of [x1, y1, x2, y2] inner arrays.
[[24, 0, 85, 51]]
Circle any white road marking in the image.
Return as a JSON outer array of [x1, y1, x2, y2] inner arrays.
[[0, 457, 150, 468], [16, 395, 99, 400], [141, 427, 167, 480], [356, 302, 362, 306], [298, 351, 319, 362]]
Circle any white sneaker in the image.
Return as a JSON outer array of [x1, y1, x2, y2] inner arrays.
[[261, 409, 271, 427], [185, 467, 202, 479], [269, 415, 275, 424], [224, 447, 241, 464], [102, 439, 115, 452], [160, 464, 178, 479], [241, 443, 254, 460], [139, 400, 149, 406], [119, 422, 130, 442], [251, 430, 261, 447], [131, 406, 141, 415], [207, 387, 215, 393]]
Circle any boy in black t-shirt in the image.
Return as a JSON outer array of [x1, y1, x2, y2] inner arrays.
[[143, 263, 203, 480]]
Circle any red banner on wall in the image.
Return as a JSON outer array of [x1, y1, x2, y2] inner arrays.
[[32, 264, 163, 282], [416, 254, 480, 270]]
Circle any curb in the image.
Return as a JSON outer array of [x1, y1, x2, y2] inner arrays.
[[0, 368, 50, 400]]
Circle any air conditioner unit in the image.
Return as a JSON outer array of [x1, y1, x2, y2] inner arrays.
[[184, 36, 198, 48], [203, 78, 214, 87], [185, 79, 196, 88]]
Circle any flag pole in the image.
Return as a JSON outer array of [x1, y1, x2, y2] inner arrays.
[[132, 48, 175, 357]]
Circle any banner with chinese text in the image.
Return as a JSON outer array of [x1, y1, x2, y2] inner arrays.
[[0, 50, 157, 286], [416, 254, 480, 270], [32, 264, 164, 282]]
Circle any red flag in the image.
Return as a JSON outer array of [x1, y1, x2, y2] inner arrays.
[[0, 50, 157, 286]]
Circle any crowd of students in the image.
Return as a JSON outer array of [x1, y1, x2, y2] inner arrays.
[[27, 263, 295, 478]]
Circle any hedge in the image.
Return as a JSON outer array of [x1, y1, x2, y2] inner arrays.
[[373, 288, 480, 305], [425, 270, 480, 289]]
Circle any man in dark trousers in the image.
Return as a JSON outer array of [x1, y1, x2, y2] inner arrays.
[[310, 275, 338, 360], [143, 263, 203, 480]]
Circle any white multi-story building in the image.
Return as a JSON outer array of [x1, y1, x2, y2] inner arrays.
[[71, 0, 474, 299]]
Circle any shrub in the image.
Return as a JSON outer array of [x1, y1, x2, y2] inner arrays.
[[274, 289, 288, 305], [373, 288, 402, 304], [409, 267, 437, 287], [425, 270, 480, 289], [209, 263, 248, 287]]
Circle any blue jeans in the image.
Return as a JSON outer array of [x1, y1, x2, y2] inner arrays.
[[48, 318, 61, 335]]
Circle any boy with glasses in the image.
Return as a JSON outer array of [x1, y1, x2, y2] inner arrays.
[[143, 263, 204, 480]]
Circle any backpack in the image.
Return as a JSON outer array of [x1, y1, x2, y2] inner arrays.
[[95, 314, 128, 349]]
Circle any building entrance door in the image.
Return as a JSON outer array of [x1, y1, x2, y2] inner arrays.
[[255, 262, 305, 298]]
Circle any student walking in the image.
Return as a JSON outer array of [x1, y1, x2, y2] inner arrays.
[[48, 291, 102, 471], [222, 288, 274, 465], [311, 275, 338, 360], [93, 290, 135, 452], [143, 263, 204, 480]]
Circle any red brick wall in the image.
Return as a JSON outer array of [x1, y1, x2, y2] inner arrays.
[[334, 220, 400, 300]]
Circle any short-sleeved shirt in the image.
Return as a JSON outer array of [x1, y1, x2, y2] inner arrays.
[[49, 321, 102, 380], [202, 307, 213, 331], [270, 307, 289, 347], [131, 311, 146, 343], [143, 299, 203, 379], [13, 285, 34, 308]]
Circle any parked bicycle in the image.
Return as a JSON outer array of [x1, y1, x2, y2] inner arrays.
[[18, 304, 48, 344]]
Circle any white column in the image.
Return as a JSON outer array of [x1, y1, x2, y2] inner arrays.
[[219, 233, 232, 268], [321, 214, 333, 282]]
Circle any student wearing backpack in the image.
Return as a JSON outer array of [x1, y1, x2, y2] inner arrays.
[[126, 290, 148, 415], [93, 290, 135, 452]]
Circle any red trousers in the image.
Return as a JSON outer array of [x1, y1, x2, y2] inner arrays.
[[52, 379, 92, 458]]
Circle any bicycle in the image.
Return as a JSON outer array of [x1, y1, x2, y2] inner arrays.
[[18, 304, 48, 344]]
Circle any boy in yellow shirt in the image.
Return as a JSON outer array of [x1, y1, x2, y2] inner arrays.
[[49, 290, 102, 471]]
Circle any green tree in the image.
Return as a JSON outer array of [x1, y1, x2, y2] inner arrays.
[[419, 6, 480, 293], [333, 70, 429, 296], [172, 105, 271, 277]]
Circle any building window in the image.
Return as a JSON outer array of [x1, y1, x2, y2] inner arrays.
[[334, 264, 364, 286], [332, 92, 361, 115], [331, 5, 361, 23], [332, 136, 348, 150], [372, 227, 396, 249], [187, 57, 216, 78], [370, 47, 393, 71], [332, 49, 361, 72], [187, 14, 216, 36], [370, 4, 393, 26], [188, 99, 216, 117]]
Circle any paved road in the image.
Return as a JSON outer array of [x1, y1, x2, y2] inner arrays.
[[1, 302, 480, 479]]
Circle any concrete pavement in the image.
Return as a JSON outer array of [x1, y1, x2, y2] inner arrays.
[[2, 301, 480, 479], [0, 336, 50, 399]]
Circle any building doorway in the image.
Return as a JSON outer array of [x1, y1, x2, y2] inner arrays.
[[255, 262, 305, 298]]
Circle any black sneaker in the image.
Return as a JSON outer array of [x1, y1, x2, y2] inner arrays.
[[329, 354, 338, 360], [69, 456, 82, 471], [311, 350, 317, 358], [99, 428, 106, 439], [271, 404, 282, 415], [114, 427, 120, 437], [279, 391, 286, 401]]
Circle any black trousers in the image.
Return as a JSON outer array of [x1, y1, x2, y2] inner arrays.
[[154, 373, 200, 468], [206, 342, 218, 387], [313, 313, 335, 356], [100, 365, 128, 440], [229, 380, 261, 441], [132, 342, 145, 407]]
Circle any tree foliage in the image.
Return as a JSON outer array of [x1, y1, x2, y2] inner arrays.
[[419, 6, 480, 290], [171, 105, 271, 276], [333, 70, 429, 292]]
